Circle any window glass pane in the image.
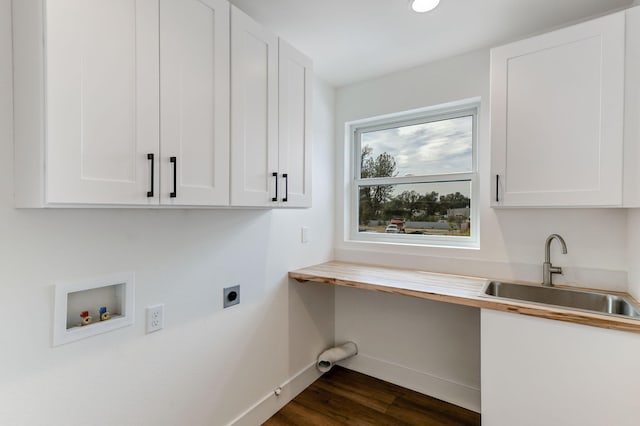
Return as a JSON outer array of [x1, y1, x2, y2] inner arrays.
[[358, 181, 472, 237], [360, 116, 473, 178]]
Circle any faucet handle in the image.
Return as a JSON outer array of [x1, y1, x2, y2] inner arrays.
[[549, 265, 562, 275]]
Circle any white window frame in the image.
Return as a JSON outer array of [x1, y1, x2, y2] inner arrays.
[[346, 99, 480, 249]]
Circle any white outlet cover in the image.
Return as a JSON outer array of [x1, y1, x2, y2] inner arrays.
[[146, 304, 164, 333], [301, 226, 309, 243]]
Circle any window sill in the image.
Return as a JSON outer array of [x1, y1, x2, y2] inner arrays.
[[347, 234, 480, 250]]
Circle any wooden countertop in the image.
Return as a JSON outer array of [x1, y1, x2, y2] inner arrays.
[[289, 261, 640, 334]]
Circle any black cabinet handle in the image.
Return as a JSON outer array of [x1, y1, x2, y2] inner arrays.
[[147, 153, 154, 197], [282, 173, 288, 202], [272, 172, 278, 202], [170, 157, 177, 198], [496, 174, 499, 203]]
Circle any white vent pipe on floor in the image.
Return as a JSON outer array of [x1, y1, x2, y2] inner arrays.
[[317, 342, 358, 372]]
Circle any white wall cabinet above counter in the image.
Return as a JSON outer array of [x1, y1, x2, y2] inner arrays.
[[277, 39, 313, 208], [230, 6, 278, 208], [13, 0, 311, 208], [623, 6, 640, 207], [160, 0, 231, 207], [230, 6, 312, 208], [491, 8, 640, 208], [14, 0, 162, 206]]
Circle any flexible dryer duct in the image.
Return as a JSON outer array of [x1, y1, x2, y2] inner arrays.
[[316, 342, 358, 372]]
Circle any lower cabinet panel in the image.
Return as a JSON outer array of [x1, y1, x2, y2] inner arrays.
[[481, 309, 640, 426]]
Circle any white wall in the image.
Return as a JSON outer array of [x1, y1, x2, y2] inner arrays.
[[0, 1, 335, 424], [627, 210, 640, 299], [334, 48, 629, 412]]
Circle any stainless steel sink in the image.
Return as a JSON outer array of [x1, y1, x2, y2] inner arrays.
[[481, 281, 640, 319]]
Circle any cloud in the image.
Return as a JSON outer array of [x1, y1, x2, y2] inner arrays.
[[361, 115, 473, 176]]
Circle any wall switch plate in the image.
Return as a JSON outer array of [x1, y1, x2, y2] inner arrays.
[[223, 285, 240, 309], [301, 226, 309, 243], [146, 304, 164, 333]]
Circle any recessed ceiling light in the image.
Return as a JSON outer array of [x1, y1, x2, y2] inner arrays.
[[410, 0, 440, 13]]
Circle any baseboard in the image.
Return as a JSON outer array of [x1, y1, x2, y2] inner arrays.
[[225, 353, 481, 425], [226, 362, 321, 426], [338, 353, 481, 413]]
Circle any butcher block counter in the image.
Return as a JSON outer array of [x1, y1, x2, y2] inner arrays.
[[289, 261, 640, 334]]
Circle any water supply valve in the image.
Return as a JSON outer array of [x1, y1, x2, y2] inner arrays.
[[80, 311, 93, 326]]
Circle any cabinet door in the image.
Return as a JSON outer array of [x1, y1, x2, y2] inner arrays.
[[481, 310, 640, 426], [278, 40, 312, 208], [160, 0, 230, 206], [230, 6, 279, 207], [491, 12, 625, 207], [45, 0, 159, 205], [624, 7, 640, 207]]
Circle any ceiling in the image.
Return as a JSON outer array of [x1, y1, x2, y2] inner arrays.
[[229, 0, 634, 87]]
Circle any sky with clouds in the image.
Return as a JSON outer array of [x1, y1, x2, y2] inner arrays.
[[359, 115, 473, 198], [361, 115, 473, 177]]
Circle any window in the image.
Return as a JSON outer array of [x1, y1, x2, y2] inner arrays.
[[349, 100, 479, 248]]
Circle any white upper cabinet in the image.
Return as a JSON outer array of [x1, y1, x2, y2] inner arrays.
[[13, 1, 312, 209], [278, 39, 313, 208], [491, 12, 625, 207], [624, 6, 640, 207], [160, 0, 230, 206], [14, 0, 160, 206], [14, 0, 232, 207], [230, 6, 313, 208], [230, 6, 279, 207]]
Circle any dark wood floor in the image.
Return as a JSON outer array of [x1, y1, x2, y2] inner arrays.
[[263, 367, 481, 425]]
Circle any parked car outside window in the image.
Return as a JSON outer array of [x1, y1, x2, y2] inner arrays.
[[385, 224, 399, 233]]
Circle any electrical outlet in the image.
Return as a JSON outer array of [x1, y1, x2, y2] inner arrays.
[[146, 304, 164, 333], [223, 285, 240, 309]]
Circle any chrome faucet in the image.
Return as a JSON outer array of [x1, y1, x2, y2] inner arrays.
[[543, 234, 567, 286]]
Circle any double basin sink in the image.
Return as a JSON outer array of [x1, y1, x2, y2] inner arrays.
[[481, 281, 640, 319]]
